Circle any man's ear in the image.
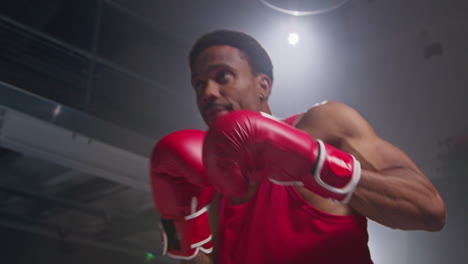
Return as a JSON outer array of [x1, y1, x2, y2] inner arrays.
[[257, 74, 272, 101]]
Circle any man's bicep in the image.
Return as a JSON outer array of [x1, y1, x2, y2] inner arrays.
[[334, 109, 424, 176], [343, 135, 424, 176], [297, 100, 422, 174]]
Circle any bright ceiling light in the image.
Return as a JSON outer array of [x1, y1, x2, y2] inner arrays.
[[288, 33, 300, 45], [259, 0, 350, 16]]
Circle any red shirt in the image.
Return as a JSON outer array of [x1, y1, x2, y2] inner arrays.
[[215, 114, 373, 264]]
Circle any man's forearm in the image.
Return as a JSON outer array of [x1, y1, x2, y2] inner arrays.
[[350, 167, 446, 231]]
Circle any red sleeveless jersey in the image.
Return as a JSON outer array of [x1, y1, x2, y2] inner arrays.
[[215, 114, 373, 264]]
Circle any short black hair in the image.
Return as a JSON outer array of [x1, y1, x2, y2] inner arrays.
[[189, 30, 273, 82]]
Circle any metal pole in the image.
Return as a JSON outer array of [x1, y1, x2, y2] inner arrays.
[[104, 0, 188, 48], [0, 14, 191, 101], [0, 216, 169, 262], [0, 184, 125, 220], [84, 0, 104, 111]]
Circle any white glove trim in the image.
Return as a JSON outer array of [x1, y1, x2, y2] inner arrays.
[[314, 139, 361, 202]]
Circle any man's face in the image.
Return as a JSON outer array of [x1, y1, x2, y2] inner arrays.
[[191, 45, 266, 126]]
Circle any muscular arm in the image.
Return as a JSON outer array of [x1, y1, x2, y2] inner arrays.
[[296, 101, 446, 231]]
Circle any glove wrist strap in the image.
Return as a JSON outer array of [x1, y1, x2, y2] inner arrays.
[[160, 206, 213, 260]]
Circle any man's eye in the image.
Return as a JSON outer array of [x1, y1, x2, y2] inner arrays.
[[194, 80, 206, 90], [216, 71, 232, 83]]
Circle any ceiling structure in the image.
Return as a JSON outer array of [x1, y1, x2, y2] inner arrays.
[[0, 0, 467, 263]]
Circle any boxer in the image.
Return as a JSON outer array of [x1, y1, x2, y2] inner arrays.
[[151, 30, 446, 264]]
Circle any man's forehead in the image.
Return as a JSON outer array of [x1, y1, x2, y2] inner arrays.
[[192, 45, 246, 70]]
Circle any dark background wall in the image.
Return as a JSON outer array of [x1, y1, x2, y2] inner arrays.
[[0, 0, 466, 263]]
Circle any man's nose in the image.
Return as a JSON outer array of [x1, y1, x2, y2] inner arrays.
[[200, 80, 221, 104]]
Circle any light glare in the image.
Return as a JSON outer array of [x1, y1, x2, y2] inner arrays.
[[288, 33, 300, 45]]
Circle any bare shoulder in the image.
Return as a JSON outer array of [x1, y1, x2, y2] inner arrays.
[[295, 101, 376, 143]]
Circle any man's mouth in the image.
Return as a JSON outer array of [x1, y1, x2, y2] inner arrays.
[[203, 104, 231, 123]]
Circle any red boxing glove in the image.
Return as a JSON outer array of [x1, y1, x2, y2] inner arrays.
[[203, 110, 361, 203], [151, 130, 215, 260]]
